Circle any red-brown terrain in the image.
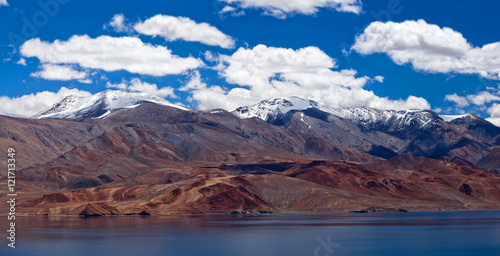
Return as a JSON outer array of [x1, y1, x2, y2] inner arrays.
[[1, 99, 500, 216]]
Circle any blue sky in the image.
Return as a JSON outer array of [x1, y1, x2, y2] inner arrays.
[[1, 0, 500, 124]]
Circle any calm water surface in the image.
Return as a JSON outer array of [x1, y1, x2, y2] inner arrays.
[[1, 211, 499, 256]]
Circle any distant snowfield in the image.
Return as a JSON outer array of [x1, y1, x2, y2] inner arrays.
[[33, 90, 188, 119], [439, 114, 470, 122], [34, 91, 482, 130], [232, 96, 454, 130]]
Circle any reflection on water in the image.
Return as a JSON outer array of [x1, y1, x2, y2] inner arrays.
[[1, 211, 500, 256]]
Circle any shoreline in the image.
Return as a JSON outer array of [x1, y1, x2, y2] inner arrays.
[[3, 208, 500, 218]]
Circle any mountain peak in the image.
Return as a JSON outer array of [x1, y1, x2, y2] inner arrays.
[[232, 96, 319, 121], [439, 113, 475, 122], [33, 90, 188, 119], [232, 97, 438, 129]]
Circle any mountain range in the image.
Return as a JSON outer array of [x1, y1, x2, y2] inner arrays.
[[1, 90, 500, 216], [233, 96, 500, 172]]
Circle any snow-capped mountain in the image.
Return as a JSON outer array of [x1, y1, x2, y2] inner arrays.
[[232, 96, 440, 129], [33, 90, 188, 119], [233, 97, 319, 122], [439, 114, 475, 122], [231, 96, 500, 165], [326, 107, 439, 130], [7, 92, 500, 179]]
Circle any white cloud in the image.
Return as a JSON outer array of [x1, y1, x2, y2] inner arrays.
[[445, 93, 469, 107], [184, 45, 430, 111], [17, 58, 26, 66], [180, 71, 207, 91], [374, 76, 384, 83], [445, 91, 500, 107], [20, 35, 203, 76], [445, 90, 500, 125], [106, 78, 175, 98], [104, 14, 133, 33], [0, 0, 8, 6], [219, 0, 362, 18], [134, 15, 235, 49], [106, 80, 128, 90], [352, 19, 500, 80], [0, 87, 92, 118], [31, 64, 90, 84], [467, 91, 500, 106], [221, 6, 246, 17], [487, 104, 500, 126]]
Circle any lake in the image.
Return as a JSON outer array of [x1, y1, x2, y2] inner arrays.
[[1, 211, 500, 256]]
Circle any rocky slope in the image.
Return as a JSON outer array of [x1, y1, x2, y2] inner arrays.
[[234, 97, 500, 172], [1, 91, 500, 216]]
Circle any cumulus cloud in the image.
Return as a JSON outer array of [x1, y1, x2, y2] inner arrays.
[[104, 14, 133, 33], [134, 15, 235, 49], [487, 104, 500, 126], [218, 0, 362, 18], [467, 91, 500, 106], [17, 58, 26, 66], [180, 71, 207, 91], [20, 35, 203, 76], [0, 87, 92, 118], [445, 91, 500, 107], [106, 78, 175, 98], [184, 45, 429, 111], [220, 6, 246, 17], [445, 90, 500, 125], [352, 19, 500, 80], [445, 93, 469, 107], [31, 64, 91, 84], [0, 0, 8, 6], [106, 80, 128, 90]]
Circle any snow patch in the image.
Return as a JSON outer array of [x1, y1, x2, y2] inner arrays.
[[300, 112, 311, 129], [439, 114, 470, 122]]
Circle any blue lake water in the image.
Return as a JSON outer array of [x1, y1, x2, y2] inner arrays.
[[1, 211, 500, 256]]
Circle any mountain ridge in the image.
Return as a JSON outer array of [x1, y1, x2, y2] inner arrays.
[[2, 95, 500, 216], [32, 90, 188, 119], [232, 96, 485, 128], [27, 92, 500, 172], [33, 91, 497, 129]]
